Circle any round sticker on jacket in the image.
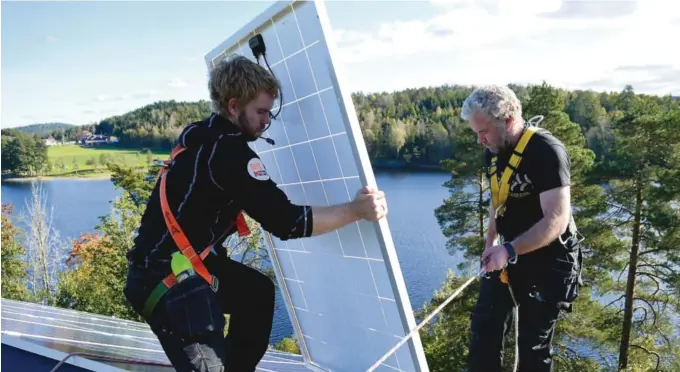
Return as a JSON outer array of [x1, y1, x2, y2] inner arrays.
[[247, 158, 270, 181]]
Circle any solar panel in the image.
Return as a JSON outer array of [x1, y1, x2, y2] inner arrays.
[[0, 298, 309, 372], [204, 1, 429, 371]]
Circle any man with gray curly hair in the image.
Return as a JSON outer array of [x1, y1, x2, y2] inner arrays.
[[461, 85, 583, 371], [124, 55, 389, 372], [460, 85, 525, 154]]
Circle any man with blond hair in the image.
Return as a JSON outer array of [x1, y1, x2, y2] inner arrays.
[[461, 85, 583, 371], [123, 55, 389, 371]]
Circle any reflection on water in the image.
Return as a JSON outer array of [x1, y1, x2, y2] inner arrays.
[[1, 179, 121, 242]]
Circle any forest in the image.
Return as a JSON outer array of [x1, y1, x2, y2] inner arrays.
[[2, 81, 680, 371], [11, 83, 678, 166], [7, 82, 677, 174]]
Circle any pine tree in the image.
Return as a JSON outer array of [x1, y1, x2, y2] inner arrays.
[[590, 89, 680, 371], [434, 119, 488, 268]]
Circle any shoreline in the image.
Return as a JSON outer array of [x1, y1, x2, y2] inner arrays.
[[1, 161, 449, 183], [1, 173, 112, 182]]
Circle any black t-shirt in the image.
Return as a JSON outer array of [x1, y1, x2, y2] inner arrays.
[[484, 126, 571, 247]]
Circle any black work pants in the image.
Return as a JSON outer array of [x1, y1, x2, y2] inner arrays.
[[468, 243, 581, 372], [468, 271, 561, 372], [124, 253, 275, 372]]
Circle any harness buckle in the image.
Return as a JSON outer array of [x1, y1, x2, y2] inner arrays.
[[151, 158, 167, 167], [210, 275, 219, 293], [494, 203, 505, 219], [175, 268, 196, 284]]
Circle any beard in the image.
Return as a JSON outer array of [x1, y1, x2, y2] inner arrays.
[[487, 129, 510, 154], [235, 112, 260, 142]]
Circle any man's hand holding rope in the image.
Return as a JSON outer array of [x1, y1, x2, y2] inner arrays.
[[481, 244, 510, 272]]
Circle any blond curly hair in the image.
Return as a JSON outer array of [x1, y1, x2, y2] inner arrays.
[[208, 55, 280, 118]]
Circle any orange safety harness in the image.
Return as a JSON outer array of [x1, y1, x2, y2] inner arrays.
[[142, 144, 250, 319]]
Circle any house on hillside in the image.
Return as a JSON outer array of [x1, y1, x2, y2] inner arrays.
[[80, 134, 108, 146], [43, 137, 58, 146], [79, 133, 120, 146]]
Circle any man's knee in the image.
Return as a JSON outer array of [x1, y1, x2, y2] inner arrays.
[[250, 270, 275, 307], [468, 280, 512, 372], [182, 335, 228, 372], [165, 276, 226, 338], [517, 298, 560, 371], [249, 268, 276, 302], [259, 272, 275, 296]]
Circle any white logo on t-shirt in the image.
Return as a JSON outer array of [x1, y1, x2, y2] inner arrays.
[[247, 158, 269, 181], [511, 173, 533, 192]]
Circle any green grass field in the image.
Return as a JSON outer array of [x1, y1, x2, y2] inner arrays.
[[43, 144, 169, 178]]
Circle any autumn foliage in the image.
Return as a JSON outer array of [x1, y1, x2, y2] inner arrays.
[[66, 232, 110, 266]]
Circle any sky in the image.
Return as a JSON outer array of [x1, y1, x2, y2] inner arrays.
[[2, 0, 679, 129]]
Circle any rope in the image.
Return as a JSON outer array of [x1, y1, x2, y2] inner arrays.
[[50, 352, 173, 372], [502, 268, 520, 372], [51, 268, 512, 372], [365, 267, 487, 372], [507, 279, 519, 372]]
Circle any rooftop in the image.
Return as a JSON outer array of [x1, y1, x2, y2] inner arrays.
[[0, 298, 311, 372]]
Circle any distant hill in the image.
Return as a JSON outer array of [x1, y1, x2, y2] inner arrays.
[[5, 84, 673, 169], [10, 122, 75, 136], [80, 84, 678, 168], [95, 100, 212, 150]]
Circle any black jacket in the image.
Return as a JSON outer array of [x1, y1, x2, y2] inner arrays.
[[127, 113, 313, 277]]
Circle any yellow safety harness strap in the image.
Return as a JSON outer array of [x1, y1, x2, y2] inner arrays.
[[490, 126, 539, 218], [487, 127, 539, 372]]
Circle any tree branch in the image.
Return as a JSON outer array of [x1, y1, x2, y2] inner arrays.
[[630, 344, 660, 371], [639, 247, 672, 257], [634, 297, 658, 328], [617, 263, 630, 283], [607, 201, 635, 216], [653, 323, 672, 349], [556, 341, 579, 359], [613, 216, 635, 228], [636, 271, 662, 296], [637, 260, 676, 276], [604, 294, 625, 309], [632, 306, 648, 324]]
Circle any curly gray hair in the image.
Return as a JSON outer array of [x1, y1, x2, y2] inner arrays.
[[460, 85, 523, 125]]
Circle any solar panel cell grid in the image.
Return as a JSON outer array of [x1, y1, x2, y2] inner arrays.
[[1, 299, 310, 372], [205, 1, 429, 371], [2, 2, 429, 372]]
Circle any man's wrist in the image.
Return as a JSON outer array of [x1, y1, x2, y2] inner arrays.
[[347, 201, 362, 221], [504, 242, 517, 264]]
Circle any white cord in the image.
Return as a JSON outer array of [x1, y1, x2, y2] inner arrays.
[[507, 282, 519, 372], [527, 115, 544, 127], [365, 268, 486, 372]]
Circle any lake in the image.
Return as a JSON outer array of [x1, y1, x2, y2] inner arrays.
[[1, 171, 461, 345]]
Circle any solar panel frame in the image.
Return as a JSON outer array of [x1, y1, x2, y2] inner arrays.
[[204, 1, 428, 371], [2, 332, 127, 372], [1, 298, 311, 372]]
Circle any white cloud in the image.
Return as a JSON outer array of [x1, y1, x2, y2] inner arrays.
[[332, 0, 679, 95], [168, 78, 189, 88], [93, 89, 160, 103], [46, 35, 58, 44]]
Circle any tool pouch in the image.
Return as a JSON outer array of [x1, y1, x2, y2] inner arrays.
[[531, 233, 584, 313], [165, 275, 225, 340]]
